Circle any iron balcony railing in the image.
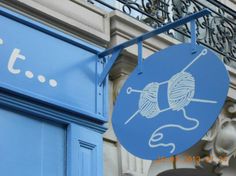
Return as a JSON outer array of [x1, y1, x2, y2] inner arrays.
[[86, 0, 236, 68]]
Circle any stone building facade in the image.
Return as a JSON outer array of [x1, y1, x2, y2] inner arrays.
[[1, 0, 236, 176]]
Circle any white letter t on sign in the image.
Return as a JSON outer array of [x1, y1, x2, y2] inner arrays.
[[8, 48, 26, 74]]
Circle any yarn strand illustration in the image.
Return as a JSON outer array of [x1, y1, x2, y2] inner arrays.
[[124, 49, 217, 153]]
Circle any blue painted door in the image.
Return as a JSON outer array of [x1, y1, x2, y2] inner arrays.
[[0, 108, 66, 176], [0, 107, 104, 176]]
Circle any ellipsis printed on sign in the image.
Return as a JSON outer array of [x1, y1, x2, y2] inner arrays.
[[0, 38, 3, 45], [49, 79, 57, 87], [38, 75, 46, 83], [5, 47, 58, 88], [25, 71, 34, 79]]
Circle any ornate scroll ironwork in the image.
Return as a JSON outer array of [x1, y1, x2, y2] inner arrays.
[[91, 0, 236, 67]]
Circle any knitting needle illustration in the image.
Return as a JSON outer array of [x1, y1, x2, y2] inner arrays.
[[124, 49, 217, 153]]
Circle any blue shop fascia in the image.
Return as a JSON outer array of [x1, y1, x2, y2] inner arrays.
[[0, 6, 108, 176]]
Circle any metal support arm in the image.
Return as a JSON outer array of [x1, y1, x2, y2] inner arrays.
[[191, 20, 197, 53], [98, 9, 211, 85]]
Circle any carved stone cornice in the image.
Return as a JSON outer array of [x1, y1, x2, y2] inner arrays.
[[109, 52, 136, 81], [230, 0, 236, 4], [227, 66, 236, 100], [224, 100, 236, 117], [119, 145, 152, 176], [1, 0, 110, 47], [200, 101, 236, 174]]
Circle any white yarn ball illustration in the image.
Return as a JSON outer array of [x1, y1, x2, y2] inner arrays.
[[168, 72, 195, 111], [128, 72, 195, 120], [138, 82, 160, 118]]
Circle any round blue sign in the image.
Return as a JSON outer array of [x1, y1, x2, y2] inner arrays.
[[112, 43, 229, 160]]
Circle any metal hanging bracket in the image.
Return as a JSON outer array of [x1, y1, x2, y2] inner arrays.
[[137, 41, 143, 74], [98, 9, 211, 86], [190, 20, 197, 54]]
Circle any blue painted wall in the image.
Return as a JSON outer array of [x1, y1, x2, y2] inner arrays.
[[0, 108, 66, 176], [0, 7, 107, 176]]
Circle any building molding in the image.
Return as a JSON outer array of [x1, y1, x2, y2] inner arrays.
[[0, 88, 107, 134], [1, 0, 110, 47]]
